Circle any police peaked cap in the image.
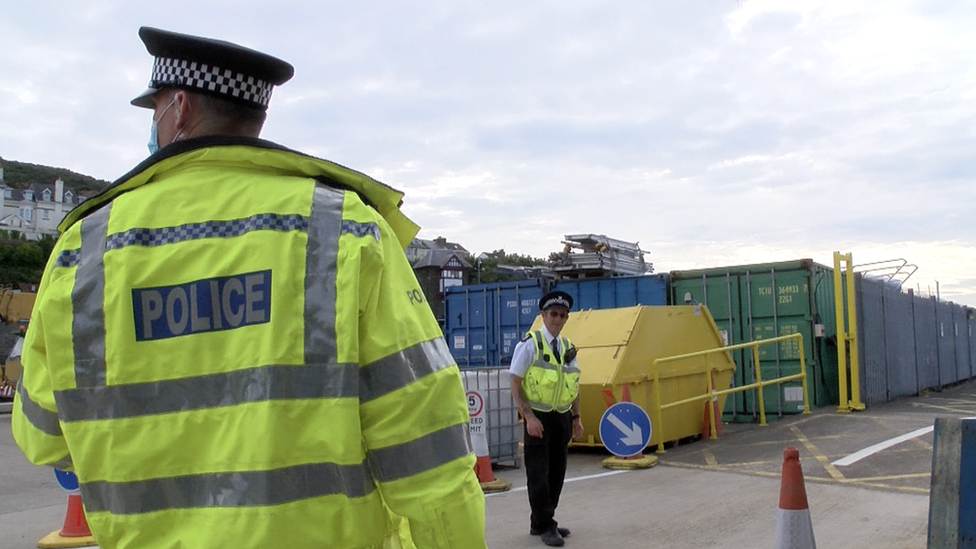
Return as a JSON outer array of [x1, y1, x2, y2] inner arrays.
[[131, 27, 294, 111], [539, 291, 573, 311]]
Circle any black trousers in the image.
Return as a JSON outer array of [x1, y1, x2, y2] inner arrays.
[[523, 410, 573, 531]]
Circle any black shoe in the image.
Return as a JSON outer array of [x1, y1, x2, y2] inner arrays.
[[531, 526, 571, 538], [540, 528, 564, 547]]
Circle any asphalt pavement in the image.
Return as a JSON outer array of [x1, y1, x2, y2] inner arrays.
[[3, 379, 976, 548]]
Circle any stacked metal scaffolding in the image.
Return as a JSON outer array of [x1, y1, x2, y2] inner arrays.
[[549, 234, 652, 278]]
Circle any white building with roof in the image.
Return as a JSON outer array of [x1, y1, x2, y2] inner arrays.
[[0, 168, 86, 239]]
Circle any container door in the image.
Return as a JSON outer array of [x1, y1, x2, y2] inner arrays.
[[554, 274, 669, 311], [496, 284, 544, 366], [809, 266, 839, 407], [445, 287, 490, 367], [670, 274, 745, 420], [741, 269, 816, 417], [634, 273, 669, 306]]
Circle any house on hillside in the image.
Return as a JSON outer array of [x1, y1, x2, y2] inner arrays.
[[0, 170, 86, 239], [405, 236, 472, 322]]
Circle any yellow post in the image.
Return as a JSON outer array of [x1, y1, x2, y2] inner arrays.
[[753, 345, 766, 426], [652, 363, 666, 454], [704, 355, 717, 439], [844, 257, 865, 411], [798, 333, 811, 414], [833, 251, 850, 411]]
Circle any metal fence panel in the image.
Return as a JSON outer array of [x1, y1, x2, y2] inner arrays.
[[952, 306, 972, 382], [937, 301, 958, 385], [914, 296, 940, 391], [970, 315, 976, 378], [883, 285, 919, 399], [460, 367, 521, 467], [857, 277, 888, 405], [971, 315, 976, 379]]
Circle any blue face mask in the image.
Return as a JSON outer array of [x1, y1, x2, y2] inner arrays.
[[147, 97, 178, 155]]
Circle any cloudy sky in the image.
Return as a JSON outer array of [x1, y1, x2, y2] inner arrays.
[[2, 1, 974, 305]]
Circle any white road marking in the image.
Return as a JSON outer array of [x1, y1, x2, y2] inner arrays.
[[832, 426, 934, 466], [485, 470, 629, 497]]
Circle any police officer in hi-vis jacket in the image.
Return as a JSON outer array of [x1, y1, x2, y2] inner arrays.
[[12, 26, 486, 549], [510, 290, 583, 547]]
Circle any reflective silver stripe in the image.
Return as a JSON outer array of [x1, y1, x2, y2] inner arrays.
[[368, 423, 472, 483], [529, 360, 559, 372], [54, 363, 359, 422], [359, 337, 456, 403], [72, 206, 110, 387], [16, 382, 62, 437], [526, 399, 553, 412], [305, 185, 342, 366], [527, 401, 572, 413], [80, 461, 376, 514]]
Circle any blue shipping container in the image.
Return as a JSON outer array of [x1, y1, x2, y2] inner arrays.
[[443, 274, 670, 367], [554, 274, 670, 311], [443, 280, 546, 367]]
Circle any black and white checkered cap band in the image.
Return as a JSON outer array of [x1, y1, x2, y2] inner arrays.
[[541, 296, 571, 310], [150, 57, 273, 108]]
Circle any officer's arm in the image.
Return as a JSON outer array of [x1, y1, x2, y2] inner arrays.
[[354, 211, 486, 548], [508, 341, 536, 422], [11, 256, 72, 468], [509, 373, 535, 420], [569, 357, 581, 418]]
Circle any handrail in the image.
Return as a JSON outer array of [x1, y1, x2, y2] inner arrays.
[[649, 332, 811, 454]]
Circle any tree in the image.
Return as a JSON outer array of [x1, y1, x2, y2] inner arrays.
[[470, 249, 548, 283], [0, 238, 55, 285]]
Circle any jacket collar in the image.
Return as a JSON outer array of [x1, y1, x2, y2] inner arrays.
[[59, 136, 419, 248]]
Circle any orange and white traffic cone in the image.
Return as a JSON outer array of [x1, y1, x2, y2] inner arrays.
[[473, 438, 511, 493], [467, 388, 511, 493], [37, 493, 98, 548], [775, 447, 817, 549]]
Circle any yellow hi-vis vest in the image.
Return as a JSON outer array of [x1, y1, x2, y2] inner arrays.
[[11, 137, 487, 549], [521, 330, 580, 413]]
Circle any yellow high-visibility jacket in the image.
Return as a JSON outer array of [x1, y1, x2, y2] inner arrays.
[[521, 331, 580, 413], [12, 137, 487, 549]]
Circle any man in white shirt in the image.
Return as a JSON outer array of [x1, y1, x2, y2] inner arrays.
[[509, 291, 583, 547]]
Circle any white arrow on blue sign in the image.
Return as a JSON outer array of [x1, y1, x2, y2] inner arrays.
[[54, 468, 79, 492], [599, 402, 652, 457]]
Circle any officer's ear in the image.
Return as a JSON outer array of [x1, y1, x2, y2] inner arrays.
[[173, 90, 194, 129]]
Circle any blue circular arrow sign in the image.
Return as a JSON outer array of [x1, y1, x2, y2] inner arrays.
[[54, 469, 79, 492], [599, 402, 652, 457]]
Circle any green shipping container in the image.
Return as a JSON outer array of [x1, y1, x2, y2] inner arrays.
[[670, 259, 840, 421]]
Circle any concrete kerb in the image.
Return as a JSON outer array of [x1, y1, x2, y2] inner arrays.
[[0, 401, 12, 414]]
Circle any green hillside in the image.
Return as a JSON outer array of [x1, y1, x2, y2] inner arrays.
[[0, 157, 110, 195]]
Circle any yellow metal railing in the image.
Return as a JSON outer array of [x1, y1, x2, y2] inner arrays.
[[833, 251, 865, 411], [650, 333, 811, 454]]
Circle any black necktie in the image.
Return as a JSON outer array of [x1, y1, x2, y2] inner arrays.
[[551, 338, 559, 357]]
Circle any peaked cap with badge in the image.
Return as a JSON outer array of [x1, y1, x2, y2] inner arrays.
[[131, 27, 294, 111], [538, 290, 573, 311]]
